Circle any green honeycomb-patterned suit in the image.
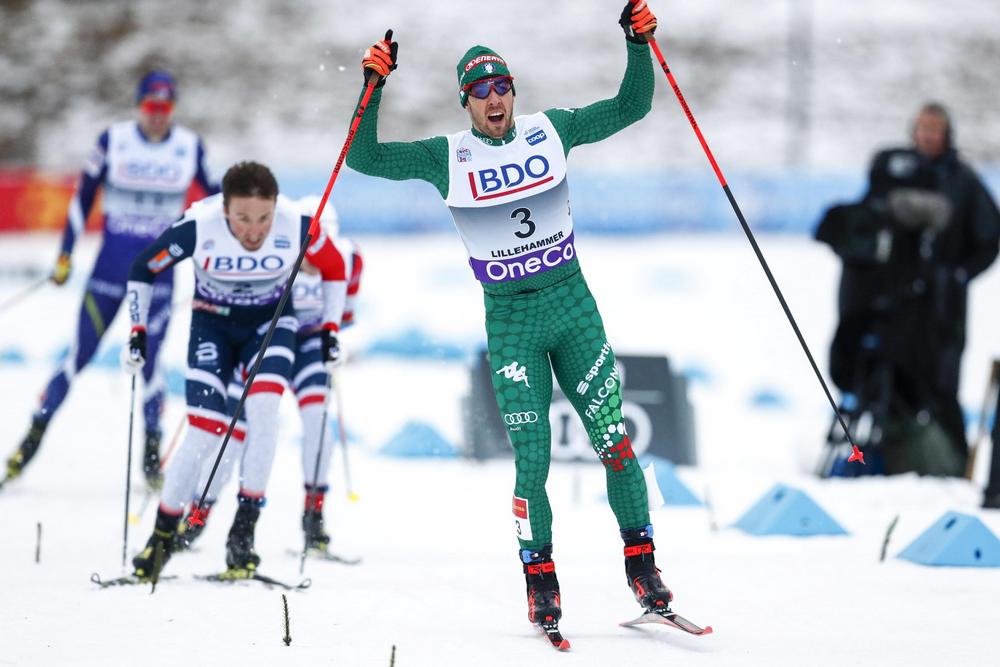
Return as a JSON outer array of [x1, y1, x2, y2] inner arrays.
[[346, 39, 654, 551]]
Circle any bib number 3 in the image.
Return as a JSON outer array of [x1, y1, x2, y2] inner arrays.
[[510, 207, 536, 239]]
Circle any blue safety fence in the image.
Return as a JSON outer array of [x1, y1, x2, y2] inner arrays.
[[277, 166, 1000, 236]]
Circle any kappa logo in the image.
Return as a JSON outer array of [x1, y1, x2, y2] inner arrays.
[[456, 147, 472, 163], [484, 63, 495, 74], [496, 361, 530, 388]]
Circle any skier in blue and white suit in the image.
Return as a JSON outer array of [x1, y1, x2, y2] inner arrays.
[[5, 70, 218, 489], [174, 196, 363, 556], [124, 161, 347, 578]]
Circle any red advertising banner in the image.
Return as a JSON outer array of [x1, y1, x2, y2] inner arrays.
[[0, 168, 207, 233], [0, 169, 103, 233]]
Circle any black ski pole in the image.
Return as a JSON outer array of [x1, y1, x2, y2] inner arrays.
[[188, 238, 312, 527], [644, 28, 864, 465], [187, 72, 383, 527], [122, 374, 137, 569], [300, 367, 334, 574]]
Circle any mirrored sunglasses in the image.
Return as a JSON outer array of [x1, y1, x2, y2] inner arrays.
[[464, 76, 514, 100]]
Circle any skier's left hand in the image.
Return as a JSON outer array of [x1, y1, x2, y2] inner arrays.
[[122, 327, 147, 375], [321, 328, 342, 366], [620, 0, 657, 43]]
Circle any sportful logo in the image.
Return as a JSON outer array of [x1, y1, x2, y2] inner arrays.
[[496, 361, 530, 388], [467, 155, 553, 201], [168, 243, 184, 257], [577, 342, 612, 395], [504, 411, 539, 425]]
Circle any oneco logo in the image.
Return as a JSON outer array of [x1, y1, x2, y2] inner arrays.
[[484, 240, 574, 282]]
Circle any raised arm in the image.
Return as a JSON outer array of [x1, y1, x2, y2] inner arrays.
[[544, 3, 656, 153], [345, 31, 450, 198]]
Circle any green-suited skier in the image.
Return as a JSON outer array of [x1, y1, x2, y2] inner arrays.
[[347, 1, 671, 633]]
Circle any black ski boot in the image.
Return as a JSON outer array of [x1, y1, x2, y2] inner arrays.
[[225, 497, 262, 572], [303, 486, 331, 551], [522, 545, 562, 626], [174, 502, 213, 552], [622, 526, 673, 613], [132, 510, 181, 579], [142, 430, 163, 490], [5, 416, 47, 481]]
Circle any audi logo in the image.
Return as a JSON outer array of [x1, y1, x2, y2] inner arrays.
[[504, 411, 539, 425]]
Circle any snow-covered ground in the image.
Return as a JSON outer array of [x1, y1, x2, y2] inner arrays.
[[1, 233, 999, 666]]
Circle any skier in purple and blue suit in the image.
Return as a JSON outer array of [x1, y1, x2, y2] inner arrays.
[[4, 70, 218, 489]]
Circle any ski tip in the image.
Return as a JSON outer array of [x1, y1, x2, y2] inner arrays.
[[702, 625, 714, 635], [557, 638, 571, 651]]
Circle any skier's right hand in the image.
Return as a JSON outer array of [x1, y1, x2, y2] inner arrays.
[[361, 29, 398, 88], [122, 327, 147, 375], [51, 253, 71, 286], [321, 328, 342, 367]]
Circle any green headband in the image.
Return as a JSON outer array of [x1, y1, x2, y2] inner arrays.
[[457, 45, 512, 107]]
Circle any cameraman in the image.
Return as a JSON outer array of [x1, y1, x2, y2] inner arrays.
[[818, 102, 1000, 475]]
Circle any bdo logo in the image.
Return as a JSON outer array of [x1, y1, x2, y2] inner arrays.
[[468, 155, 552, 200], [205, 256, 285, 272]]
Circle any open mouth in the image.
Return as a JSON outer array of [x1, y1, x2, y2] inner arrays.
[[487, 110, 505, 124]]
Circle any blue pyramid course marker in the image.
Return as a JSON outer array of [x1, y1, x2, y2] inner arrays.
[[379, 421, 457, 458], [898, 511, 1000, 567], [641, 456, 702, 506], [733, 483, 847, 536]]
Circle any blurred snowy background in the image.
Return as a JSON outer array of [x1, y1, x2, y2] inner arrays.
[[2, 2, 1000, 665], [3, 0, 999, 235]]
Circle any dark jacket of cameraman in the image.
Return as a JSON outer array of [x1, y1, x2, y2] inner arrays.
[[865, 147, 1000, 454]]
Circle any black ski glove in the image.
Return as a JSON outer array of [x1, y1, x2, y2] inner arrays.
[[123, 327, 147, 375], [321, 329, 341, 366]]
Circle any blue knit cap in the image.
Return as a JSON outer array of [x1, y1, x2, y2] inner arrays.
[[136, 70, 177, 104]]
